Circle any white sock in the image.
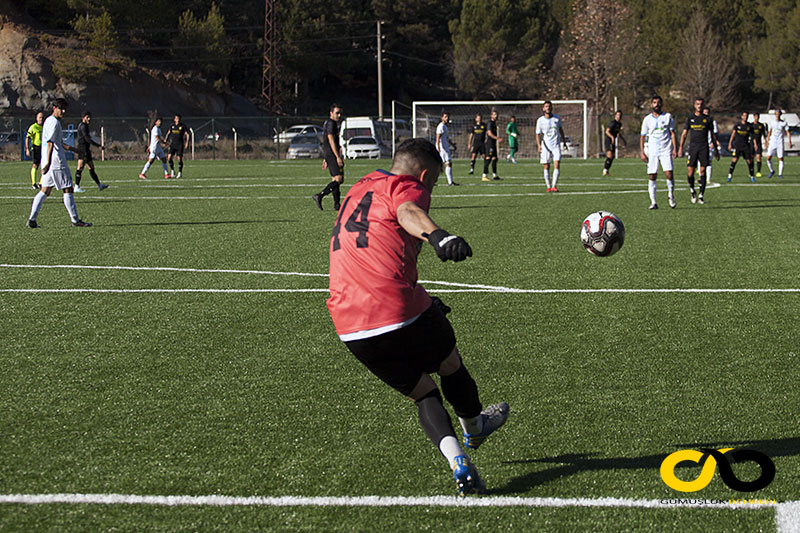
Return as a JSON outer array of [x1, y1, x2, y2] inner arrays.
[[63, 193, 78, 222], [445, 165, 453, 184], [706, 165, 713, 181], [666, 178, 675, 198], [162, 161, 169, 173], [439, 436, 465, 464], [459, 415, 483, 435], [543, 169, 551, 189], [767, 159, 774, 172], [29, 191, 47, 221], [142, 161, 151, 174], [648, 180, 657, 204], [779, 161, 784, 176], [552, 169, 560, 187]]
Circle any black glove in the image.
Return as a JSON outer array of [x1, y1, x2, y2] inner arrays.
[[430, 296, 451, 315], [424, 229, 473, 262]]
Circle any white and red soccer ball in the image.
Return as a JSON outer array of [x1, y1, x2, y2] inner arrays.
[[580, 211, 625, 257]]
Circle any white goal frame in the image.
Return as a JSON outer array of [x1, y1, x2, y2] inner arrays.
[[412, 100, 589, 159]]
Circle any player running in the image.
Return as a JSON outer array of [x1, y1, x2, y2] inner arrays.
[[164, 114, 189, 178], [74, 111, 109, 193], [139, 117, 170, 180], [467, 113, 486, 176], [603, 111, 626, 176], [436, 111, 457, 186], [726, 112, 756, 183], [750, 113, 768, 178], [25, 98, 91, 228], [482, 109, 502, 181], [312, 104, 345, 211], [640, 95, 677, 209], [678, 97, 718, 205], [25, 112, 44, 189], [327, 138, 509, 496], [505, 115, 519, 164], [536, 101, 568, 192], [766, 109, 793, 179]]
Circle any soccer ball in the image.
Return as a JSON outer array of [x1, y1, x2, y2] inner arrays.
[[580, 211, 625, 257]]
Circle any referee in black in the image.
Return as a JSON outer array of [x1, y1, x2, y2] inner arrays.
[[483, 109, 502, 180], [467, 114, 486, 175], [603, 111, 626, 176], [75, 111, 108, 192], [165, 114, 189, 178], [312, 104, 344, 211], [678, 97, 717, 205]]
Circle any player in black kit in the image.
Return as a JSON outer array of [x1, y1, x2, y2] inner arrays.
[[603, 111, 626, 176], [467, 114, 487, 175], [312, 104, 344, 211], [750, 113, 767, 178], [726, 112, 756, 183], [74, 111, 108, 192], [482, 109, 503, 181], [678, 98, 718, 204], [164, 114, 189, 178]]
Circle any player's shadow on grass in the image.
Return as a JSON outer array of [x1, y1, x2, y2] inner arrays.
[[102, 220, 291, 227], [492, 436, 800, 495]]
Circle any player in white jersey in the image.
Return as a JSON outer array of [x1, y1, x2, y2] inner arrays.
[[702, 106, 721, 183], [139, 117, 171, 180], [535, 101, 568, 192], [25, 98, 91, 228], [766, 109, 793, 179], [640, 95, 677, 209], [436, 111, 458, 186]]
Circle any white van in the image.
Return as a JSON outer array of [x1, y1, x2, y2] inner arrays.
[[748, 111, 800, 154], [339, 117, 393, 158]]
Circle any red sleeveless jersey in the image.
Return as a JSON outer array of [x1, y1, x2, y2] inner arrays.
[[327, 170, 432, 339]]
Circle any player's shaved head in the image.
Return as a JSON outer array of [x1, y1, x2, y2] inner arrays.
[[391, 138, 442, 189]]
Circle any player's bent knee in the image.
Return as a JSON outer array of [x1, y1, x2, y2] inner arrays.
[[437, 347, 462, 377], [408, 373, 438, 401]]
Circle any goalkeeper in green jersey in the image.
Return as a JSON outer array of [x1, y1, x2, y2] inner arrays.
[[505, 116, 519, 164]]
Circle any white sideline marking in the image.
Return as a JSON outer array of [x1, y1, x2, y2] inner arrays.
[[778, 502, 800, 533], [0, 493, 788, 511], [0, 264, 327, 278]]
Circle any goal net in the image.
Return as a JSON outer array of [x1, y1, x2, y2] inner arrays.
[[412, 100, 588, 160]]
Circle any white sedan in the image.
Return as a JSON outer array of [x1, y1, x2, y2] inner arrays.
[[273, 125, 323, 144], [345, 136, 392, 159]]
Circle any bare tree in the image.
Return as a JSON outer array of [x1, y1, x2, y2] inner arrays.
[[673, 9, 739, 110]]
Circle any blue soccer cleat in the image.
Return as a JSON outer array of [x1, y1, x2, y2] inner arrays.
[[451, 455, 485, 496], [463, 402, 510, 450], [768, 170, 775, 179]]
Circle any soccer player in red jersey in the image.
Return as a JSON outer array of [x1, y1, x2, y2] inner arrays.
[[327, 138, 509, 496]]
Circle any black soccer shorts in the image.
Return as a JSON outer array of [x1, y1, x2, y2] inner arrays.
[[324, 153, 343, 177], [31, 145, 41, 163], [486, 143, 497, 158], [732, 146, 752, 160], [77, 147, 93, 163], [604, 138, 615, 153], [754, 143, 763, 156], [686, 147, 709, 168], [344, 302, 457, 396], [471, 144, 486, 156], [169, 146, 184, 157]]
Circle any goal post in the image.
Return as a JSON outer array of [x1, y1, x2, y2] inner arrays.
[[412, 100, 588, 160]]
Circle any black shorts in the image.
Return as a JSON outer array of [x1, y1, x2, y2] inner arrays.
[[77, 146, 93, 163], [686, 146, 710, 168], [31, 145, 41, 163], [471, 144, 485, 156], [169, 146, 184, 157], [486, 143, 497, 158], [754, 143, 763, 156], [732, 146, 752, 160], [344, 302, 457, 396], [604, 138, 615, 152], [324, 153, 343, 177]]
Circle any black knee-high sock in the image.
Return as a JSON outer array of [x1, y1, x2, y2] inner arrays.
[[699, 175, 707, 195], [491, 158, 497, 174], [169, 159, 174, 171], [483, 158, 490, 174], [757, 160, 762, 173], [416, 389, 457, 449], [470, 159, 475, 171], [729, 160, 737, 175], [604, 157, 613, 170], [89, 168, 100, 185], [75, 168, 83, 186], [440, 364, 482, 419], [179, 159, 184, 172], [318, 180, 336, 198], [747, 160, 754, 176], [688, 175, 695, 190], [331, 181, 341, 206]]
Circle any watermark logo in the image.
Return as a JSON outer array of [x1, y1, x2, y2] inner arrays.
[[660, 448, 775, 492]]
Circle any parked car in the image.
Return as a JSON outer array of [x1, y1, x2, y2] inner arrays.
[[562, 136, 580, 158], [345, 136, 392, 159], [286, 134, 323, 159], [274, 124, 323, 144]]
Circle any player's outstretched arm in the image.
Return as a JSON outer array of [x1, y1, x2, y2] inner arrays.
[[397, 201, 472, 262]]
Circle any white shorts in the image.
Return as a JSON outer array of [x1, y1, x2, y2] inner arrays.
[[41, 168, 73, 190], [149, 145, 166, 160], [767, 142, 784, 158], [646, 150, 673, 174], [438, 148, 451, 164], [540, 144, 561, 164]]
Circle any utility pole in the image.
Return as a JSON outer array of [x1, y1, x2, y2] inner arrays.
[[377, 21, 383, 119], [262, 0, 281, 111]]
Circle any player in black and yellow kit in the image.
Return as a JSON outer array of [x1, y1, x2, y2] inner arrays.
[[482, 109, 503, 181], [750, 113, 767, 178], [727, 112, 756, 182], [678, 98, 718, 204], [467, 114, 486, 175], [603, 111, 626, 176], [164, 114, 189, 178]]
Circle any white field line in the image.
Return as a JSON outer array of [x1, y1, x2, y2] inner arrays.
[[778, 502, 800, 533], [0, 263, 327, 277]]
